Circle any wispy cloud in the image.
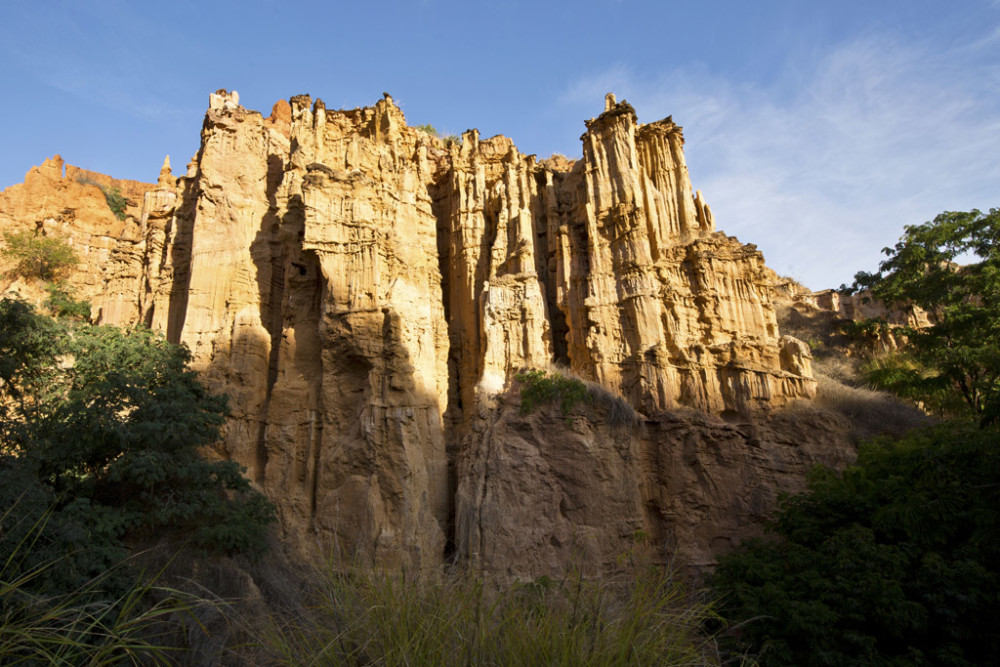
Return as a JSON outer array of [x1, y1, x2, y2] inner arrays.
[[560, 31, 1000, 289], [0, 1, 196, 121]]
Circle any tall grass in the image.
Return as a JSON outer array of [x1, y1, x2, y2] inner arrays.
[[256, 562, 729, 666], [0, 508, 213, 665], [812, 373, 930, 442]]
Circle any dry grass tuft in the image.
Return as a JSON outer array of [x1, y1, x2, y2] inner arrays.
[[812, 373, 931, 442], [587, 382, 641, 433]]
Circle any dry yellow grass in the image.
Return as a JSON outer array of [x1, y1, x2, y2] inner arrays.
[[812, 372, 931, 442]]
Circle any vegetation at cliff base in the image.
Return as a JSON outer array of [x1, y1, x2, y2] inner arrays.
[[0, 299, 275, 598], [712, 208, 1000, 666], [1, 230, 78, 281], [258, 565, 725, 666], [0, 516, 207, 665], [712, 423, 1000, 665]]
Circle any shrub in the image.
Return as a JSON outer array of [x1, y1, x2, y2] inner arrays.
[[44, 282, 91, 320], [74, 175, 128, 220], [712, 422, 1000, 666], [0, 300, 275, 596], [1, 230, 78, 281], [415, 123, 439, 136], [516, 370, 590, 418], [860, 353, 967, 419], [101, 185, 128, 221]]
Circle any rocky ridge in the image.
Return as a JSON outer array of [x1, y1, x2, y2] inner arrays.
[[0, 90, 853, 577]]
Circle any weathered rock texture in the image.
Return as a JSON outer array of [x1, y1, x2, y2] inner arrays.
[[772, 272, 935, 356], [0, 91, 852, 576], [0, 155, 152, 309]]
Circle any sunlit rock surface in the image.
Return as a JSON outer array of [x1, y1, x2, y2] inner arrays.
[[0, 91, 851, 577]]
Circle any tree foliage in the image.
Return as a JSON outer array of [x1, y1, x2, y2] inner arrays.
[[712, 423, 1000, 666], [850, 208, 1000, 423], [0, 299, 275, 595], [43, 282, 91, 321], [1, 230, 78, 281]]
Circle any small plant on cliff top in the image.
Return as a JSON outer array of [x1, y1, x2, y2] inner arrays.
[[516, 370, 590, 418], [73, 175, 128, 221], [415, 123, 439, 136], [1, 230, 78, 281]]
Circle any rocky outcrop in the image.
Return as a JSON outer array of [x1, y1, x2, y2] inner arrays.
[[457, 389, 851, 577], [0, 91, 849, 578], [772, 270, 934, 355], [0, 155, 153, 308]]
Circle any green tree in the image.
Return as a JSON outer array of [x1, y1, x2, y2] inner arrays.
[[44, 282, 91, 320], [0, 299, 275, 595], [712, 423, 1000, 666], [850, 208, 1000, 424], [1, 230, 78, 281]]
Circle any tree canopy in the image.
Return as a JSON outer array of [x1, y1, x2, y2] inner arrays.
[[0, 299, 274, 595], [850, 208, 1000, 423], [1, 230, 78, 281], [712, 423, 1000, 666]]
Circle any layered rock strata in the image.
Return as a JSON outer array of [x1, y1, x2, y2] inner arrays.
[[0, 90, 846, 576]]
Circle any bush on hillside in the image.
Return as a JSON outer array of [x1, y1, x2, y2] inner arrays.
[[516, 369, 590, 418], [712, 422, 1000, 666], [101, 185, 128, 221], [1, 230, 78, 281], [44, 282, 91, 320]]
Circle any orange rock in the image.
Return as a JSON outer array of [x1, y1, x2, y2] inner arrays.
[[1, 91, 846, 578]]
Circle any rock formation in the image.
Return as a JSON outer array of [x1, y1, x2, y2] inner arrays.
[[0, 155, 152, 309], [0, 91, 853, 577]]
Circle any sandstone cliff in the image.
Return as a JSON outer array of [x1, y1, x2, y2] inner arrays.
[[0, 90, 853, 576], [0, 155, 152, 308]]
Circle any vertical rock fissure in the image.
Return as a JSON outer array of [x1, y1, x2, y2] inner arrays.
[[165, 175, 199, 344], [429, 174, 460, 559], [532, 167, 570, 365], [251, 155, 288, 486], [252, 244, 285, 486]]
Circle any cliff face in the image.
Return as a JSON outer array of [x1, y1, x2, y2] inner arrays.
[[0, 90, 851, 576], [0, 155, 152, 308]]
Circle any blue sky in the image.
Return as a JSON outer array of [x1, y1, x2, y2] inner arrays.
[[1, 0, 997, 289]]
